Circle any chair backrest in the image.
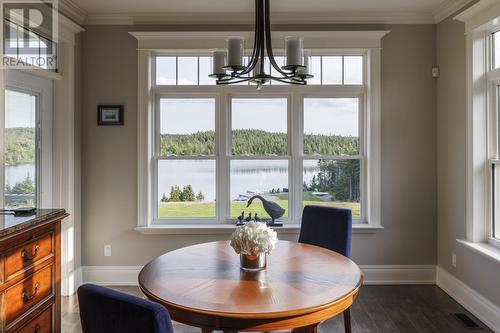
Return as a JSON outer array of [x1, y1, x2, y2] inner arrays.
[[77, 284, 173, 333], [298, 205, 352, 257]]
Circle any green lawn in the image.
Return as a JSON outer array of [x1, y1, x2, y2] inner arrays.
[[159, 199, 360, 218]]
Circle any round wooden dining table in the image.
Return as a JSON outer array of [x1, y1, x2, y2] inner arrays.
[[139, 240, 363, 333]]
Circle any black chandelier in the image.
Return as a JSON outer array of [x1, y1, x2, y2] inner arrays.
[[209, 0, 313, 89]]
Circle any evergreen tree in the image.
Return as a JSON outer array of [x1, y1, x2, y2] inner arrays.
[[180, 185, 195, 202], [160, 193, 169, 202], [169, 186, 181, 202], [9, 174, 35, 194], [196, 192, 205, 201]]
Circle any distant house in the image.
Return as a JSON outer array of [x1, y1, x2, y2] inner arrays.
[[312, 192, 334, 202]]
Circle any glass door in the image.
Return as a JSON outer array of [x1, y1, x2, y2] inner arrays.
[[2, 70, 52, 209]]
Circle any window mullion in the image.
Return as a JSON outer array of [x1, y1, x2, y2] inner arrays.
[[291, 92, 303, 224], [218, 92, 230, 222]]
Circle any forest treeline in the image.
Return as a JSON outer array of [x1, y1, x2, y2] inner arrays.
[[160, 129, 358, 156], [5, 128, 36, 166], [6, 128, 358, 165]]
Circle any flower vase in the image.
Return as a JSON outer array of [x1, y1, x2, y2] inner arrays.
[[240, 253, 266, 271]]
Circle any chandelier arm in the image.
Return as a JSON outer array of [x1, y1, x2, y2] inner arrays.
[[259, 0, 265, 75], [264, 0, 290, 76], [240, 0, 261, 75], [270, 76, 307, 85], [216, 77, 253, 85]]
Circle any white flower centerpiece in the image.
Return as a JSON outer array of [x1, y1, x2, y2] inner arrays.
[[230, 221, 278, 271]]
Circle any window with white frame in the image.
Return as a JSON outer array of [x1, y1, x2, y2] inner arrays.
[[134, 30, 385, 228], [462, 18, 500, 247], [491, 31, 500, 242], [150, 51, 368, 225]]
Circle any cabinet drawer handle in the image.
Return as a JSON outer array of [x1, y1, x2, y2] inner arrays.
[[22, 282, 40, 302], [34, 324, 41, 333], [22, 245, 39, 260]]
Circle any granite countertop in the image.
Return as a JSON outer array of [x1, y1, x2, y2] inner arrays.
[[0, 209, 67, 238]]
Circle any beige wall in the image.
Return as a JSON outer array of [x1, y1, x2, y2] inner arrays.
[[437, 17, 500, 306], [81, 24, 437, 266]]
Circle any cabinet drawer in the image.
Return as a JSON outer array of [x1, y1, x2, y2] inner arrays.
[[5, 264, 53, 326], [10, 304, 52, 333], [4, 232, 54, 281]]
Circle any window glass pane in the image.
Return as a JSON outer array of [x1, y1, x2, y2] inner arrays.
[[231, 98, 287, 155], [322, 56, 342, 84], [156, 56, 176, 85], [230, 160, 289, 219], [4, 89, 37, 208], [158, 160, 216, 218], [304, 98, 359, 156], [495, 32, 500, 69], [160, 98, 215, 156], [344, 56, 363, 85], [303, 159, 361, 217], [308, 56, 321, 85], [199, 56, 215, 85], [177, 57, 198, 85], [494, 164, 500, 239]]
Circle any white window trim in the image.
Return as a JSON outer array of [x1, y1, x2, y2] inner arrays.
[[455, 0, 500, 258], [133, 30, 387, 233], [4, 70, 53, 209]]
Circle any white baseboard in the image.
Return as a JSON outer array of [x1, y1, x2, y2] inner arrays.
[[81, 265, 436, 286], [82, 266, 143, 286], [61, 266, 83, 296], [361, 265, 436, 284], [436, 267, 500, 333]]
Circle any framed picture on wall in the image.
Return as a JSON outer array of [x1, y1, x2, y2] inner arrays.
[[97, 105, 124, 126]]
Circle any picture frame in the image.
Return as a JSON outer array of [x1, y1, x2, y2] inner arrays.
[[97, 105, 124, 126]]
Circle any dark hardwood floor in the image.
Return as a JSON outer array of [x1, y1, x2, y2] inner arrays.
[[62, 285, 493, 333]]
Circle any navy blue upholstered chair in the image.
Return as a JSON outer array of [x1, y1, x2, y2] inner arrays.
[[78, 284, 174, 333], [299, 205, 353, 333]]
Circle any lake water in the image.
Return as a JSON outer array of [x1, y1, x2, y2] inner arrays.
[[5, 161, 321, 202], [158, 159, 320, 202]]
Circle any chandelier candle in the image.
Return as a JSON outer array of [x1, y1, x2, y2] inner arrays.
[[227, 37, 244, 68], [285, 37, 304, 67], [212, 50, 227, 75], [298, 50, 312, 75]]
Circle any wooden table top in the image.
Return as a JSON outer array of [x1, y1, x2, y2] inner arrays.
[[139, 240, 363, 319]]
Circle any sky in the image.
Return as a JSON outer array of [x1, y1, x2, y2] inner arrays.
[[5, 89, 36, 128], [160, 97, 359, 137]]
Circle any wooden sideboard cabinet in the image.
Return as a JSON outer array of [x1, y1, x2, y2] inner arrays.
[[0, 209, 68, 333]]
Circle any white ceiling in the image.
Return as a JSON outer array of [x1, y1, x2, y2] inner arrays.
[[65, 0, 471, 25], [74, 0, 446, 15]]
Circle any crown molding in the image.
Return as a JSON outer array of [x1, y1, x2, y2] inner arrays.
[[433, 0, 475, 23], [129, 30, 390, 50], [454, 0, 500, 32], [85, 11, 435, 26], [59, 0, 88, 25]]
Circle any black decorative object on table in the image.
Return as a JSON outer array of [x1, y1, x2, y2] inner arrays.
[[245, 212, 253, 223], [247, 195, 285, 227], [237, 211, 245, 225], [97, 105, 124, 126], [0, 207, 36, 217]]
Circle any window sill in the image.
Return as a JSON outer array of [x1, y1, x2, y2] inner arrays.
[[456, 239, 500, 265], [135, 223, 384, 235]]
